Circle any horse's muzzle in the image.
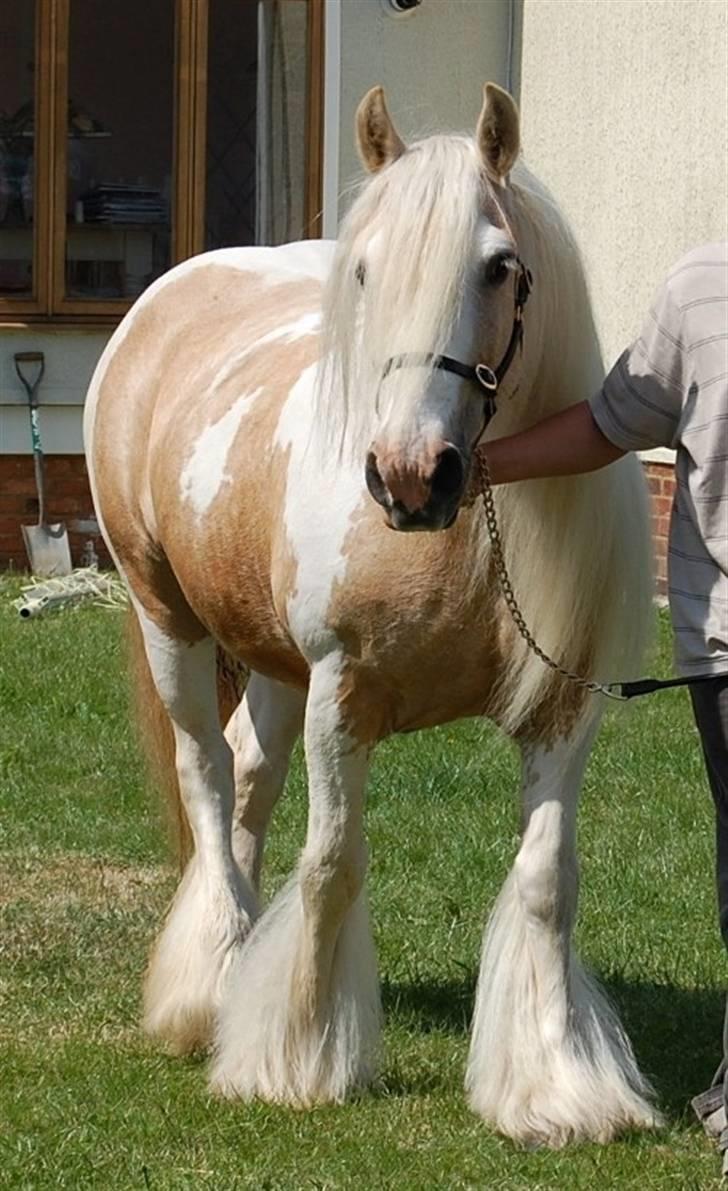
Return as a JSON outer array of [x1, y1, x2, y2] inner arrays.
[[365, 445, 467, 532]]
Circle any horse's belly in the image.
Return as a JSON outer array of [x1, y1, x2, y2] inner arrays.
[[183, 562, 309, 689]]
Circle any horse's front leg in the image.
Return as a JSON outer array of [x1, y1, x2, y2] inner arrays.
[[210, 653, 381, 1104], [466, 719, 662, 1146]]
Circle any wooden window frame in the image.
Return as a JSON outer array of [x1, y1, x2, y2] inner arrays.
[[0, 0, 324, 327]]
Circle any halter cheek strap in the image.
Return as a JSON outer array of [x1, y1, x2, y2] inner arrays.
[[380, 258, 533, 431]]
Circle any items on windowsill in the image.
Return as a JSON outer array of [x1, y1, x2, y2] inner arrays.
[[77, 184, 166, 226], [1, 99, 110, 226]]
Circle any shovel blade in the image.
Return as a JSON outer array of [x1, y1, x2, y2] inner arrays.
[[22, 523, 73, 577]]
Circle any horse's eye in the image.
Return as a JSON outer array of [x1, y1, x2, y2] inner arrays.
[[483, 253, 513, 287], [355, 261, 367, 287]]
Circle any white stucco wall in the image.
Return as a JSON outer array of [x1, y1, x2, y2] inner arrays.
[[0, 331, 109, 454], [335, 0, 512, 211], [517, 0, 728, 368]]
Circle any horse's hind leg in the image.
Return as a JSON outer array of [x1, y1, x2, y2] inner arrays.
[[224, 673, 305, 895], [466, 720, 662, 1146], [134, 602, 257, 1054], [210, 653, 381, 1103]]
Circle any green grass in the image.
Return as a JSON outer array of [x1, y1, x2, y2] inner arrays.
[[0, 574, 724, 1188]]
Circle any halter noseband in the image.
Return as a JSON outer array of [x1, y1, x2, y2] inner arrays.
[[381, 258, 533, 428]]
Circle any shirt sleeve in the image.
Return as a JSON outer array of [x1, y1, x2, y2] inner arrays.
[[589, 279, 686, 452]]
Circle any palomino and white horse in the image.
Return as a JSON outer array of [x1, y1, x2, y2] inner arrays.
[[85, 84, 660, 1146]]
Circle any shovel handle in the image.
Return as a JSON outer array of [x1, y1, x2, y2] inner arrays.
[[30, 427, 46, 527], [15, 352, 47, 526], [14, 352, 46, 407]]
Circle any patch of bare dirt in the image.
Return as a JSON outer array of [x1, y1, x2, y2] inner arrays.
[[0, 851, 170, 911]]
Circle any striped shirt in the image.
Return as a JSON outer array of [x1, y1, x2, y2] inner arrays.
[[590, 242, 728, 677]]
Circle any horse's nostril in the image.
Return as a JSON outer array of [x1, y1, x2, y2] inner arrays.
[[365, 450, 390, 508], [431, 446, 465, 499]]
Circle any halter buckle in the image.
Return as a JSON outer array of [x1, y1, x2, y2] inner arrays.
[[474, 363, 498, 393]]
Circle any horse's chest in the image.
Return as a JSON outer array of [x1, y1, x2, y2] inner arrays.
[[277, 495, 502, 730]]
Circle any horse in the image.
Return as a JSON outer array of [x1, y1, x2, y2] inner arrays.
[[84, 82, 660, 1147]]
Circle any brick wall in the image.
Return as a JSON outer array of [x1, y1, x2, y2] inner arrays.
[[1, 453, 677, 583], [0, 455, 110, 571], [644, 460, 675, 597]]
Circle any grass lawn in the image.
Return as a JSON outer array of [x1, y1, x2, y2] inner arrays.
[[0, 574, 724, 1189]]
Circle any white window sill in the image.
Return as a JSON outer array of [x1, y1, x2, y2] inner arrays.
[[638, 448, 676, 466]]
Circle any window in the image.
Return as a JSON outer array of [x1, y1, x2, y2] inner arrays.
[[0, 0, 323, 323], [0, 2, 42, 308]]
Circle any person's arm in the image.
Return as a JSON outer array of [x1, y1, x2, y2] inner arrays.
[[482, 399, 626, 485], [484, 264, 689, 486]]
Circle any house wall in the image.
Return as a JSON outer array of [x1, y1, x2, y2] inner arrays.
[[0, 453, 109, 570], [517, 0, 728, 368], [516, 0, 728, 594], [0, 330, 108, 568], [644, 461, 675, 599], [335, 0, 512, 208], [0, 330, 106, 454]]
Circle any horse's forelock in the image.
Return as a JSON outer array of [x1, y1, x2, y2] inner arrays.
[[317, 135, 486, 455]]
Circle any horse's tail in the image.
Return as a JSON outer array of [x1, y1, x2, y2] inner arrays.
[[126, 610, 246, 872]]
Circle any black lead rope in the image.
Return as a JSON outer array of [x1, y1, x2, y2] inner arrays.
[[616, 672, 724, 700]]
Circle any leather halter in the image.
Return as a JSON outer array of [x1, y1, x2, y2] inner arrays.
[[381, 258, 533, 429]]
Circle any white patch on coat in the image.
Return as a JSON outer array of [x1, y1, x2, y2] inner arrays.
[[274, 365, 366, 661], [180, 387, 263, 518], [147, 243, 335, 303], [144, 242, 336, 309], [179, 313, 321, 520]]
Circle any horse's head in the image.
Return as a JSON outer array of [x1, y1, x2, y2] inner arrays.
[[324, 83, 527, 532]]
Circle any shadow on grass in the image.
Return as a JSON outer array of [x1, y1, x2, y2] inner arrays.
[[605, 972, 724, 1120], [382, 972, 724, 1120], [383, 974, 476, 1036]]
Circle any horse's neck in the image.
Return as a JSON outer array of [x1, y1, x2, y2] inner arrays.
[[507, 306, 603, 432]]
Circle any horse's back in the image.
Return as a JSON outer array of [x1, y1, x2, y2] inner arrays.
[[86, 242, 333, 469]]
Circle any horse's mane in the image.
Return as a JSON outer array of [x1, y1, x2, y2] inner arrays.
[[481, 165, 652, 731], [317, 133, 652, 732]]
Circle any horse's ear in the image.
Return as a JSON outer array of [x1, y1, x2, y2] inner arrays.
[[356, 86, 406, 173], [476, 83, 520, 184]]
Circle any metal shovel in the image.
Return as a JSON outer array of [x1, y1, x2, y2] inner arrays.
[[15, 351, 72, 576]]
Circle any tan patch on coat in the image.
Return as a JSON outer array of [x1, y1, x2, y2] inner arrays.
[[517, 663, 592, 745], [327, 503, 508, 745], [329, 497, 593, 747]]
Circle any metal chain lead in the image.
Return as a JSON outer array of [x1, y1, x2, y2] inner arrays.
[[475, 450, 626, 701]]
